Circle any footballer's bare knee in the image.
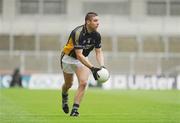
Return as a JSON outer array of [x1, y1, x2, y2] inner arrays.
[[79, 81, 87, 88], [64, 82, 73, 89]]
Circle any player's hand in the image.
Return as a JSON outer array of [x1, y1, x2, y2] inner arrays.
[[90, 67, 100, 80]]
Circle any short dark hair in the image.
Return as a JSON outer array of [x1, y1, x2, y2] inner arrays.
[[85, 12, 98, 22]]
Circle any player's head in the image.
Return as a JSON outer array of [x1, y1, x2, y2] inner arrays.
[[85, 12, 99, 31]]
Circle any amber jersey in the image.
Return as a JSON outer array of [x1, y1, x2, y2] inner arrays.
[[62, 25, 101, 59]]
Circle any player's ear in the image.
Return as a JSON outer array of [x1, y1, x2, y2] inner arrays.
[[87, 20, 90, 25]]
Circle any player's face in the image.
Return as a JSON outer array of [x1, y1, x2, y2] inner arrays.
[[88, 16, 99, 31]]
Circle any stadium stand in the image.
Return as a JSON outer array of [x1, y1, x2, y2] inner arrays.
[[0, 54, 21, 73], [14, 35, 36, 51], [39, 35, 61, 51], [161, 57, 180, 74], [134, 57, 158, 75], [117, 36, 138, 52], [101, 36, 113, 52], [0, 0, 179, 75], [106, 56, 131, 74], [25, 55, 48, 73], [169, 36, 180, 53], [0, 35, 10, 50], [142, 36, 165, 52], [51, 55, 61, 73]]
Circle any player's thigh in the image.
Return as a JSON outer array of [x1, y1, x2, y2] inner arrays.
[[75, 65, 90, 83], [63, 72, 74, 84]]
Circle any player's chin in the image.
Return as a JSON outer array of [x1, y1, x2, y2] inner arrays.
[[95, 25, 99, 28]]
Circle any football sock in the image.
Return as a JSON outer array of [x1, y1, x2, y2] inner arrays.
[[70, 103, 79, 116], [62, 93, 69, 114], [62, 93, 68, 103], [72, 103, 79, 111]]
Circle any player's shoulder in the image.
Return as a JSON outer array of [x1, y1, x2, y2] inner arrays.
[[72, 25, 84, 33], [93, 31, 101, 38], [70, 25, 83, 40]]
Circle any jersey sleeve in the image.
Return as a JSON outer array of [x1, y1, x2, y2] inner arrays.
[[95, 32, 102, 48], [71, 30, 84, 49]]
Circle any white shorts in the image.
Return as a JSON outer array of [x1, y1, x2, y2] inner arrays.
[[61, 54, 86, 74]]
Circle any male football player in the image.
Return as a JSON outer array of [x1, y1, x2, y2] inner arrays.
[[60, 12, 105, 116]]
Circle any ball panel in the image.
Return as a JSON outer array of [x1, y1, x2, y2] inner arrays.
[[97, 68, 110, 83]]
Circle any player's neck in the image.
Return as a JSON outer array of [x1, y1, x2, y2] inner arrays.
[[86, 24, 94, 33]]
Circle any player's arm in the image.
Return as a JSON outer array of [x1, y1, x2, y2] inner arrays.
[[75, 49, 93, 69], [95, 48, 104, 67], [94, 32, 104, 68], [75, 49, 100, 80]]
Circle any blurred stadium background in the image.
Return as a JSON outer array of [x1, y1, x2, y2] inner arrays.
[[0, 0, 180, 122], [0, 0, 180, 89]]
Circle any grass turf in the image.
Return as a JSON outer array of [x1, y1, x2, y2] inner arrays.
[[0, 88, 180, 123]]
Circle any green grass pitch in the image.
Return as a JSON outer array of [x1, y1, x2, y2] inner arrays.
[[0, 88, 180, 123]]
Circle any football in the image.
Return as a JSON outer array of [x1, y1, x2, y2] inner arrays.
[[97, 68, 110, 83]]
